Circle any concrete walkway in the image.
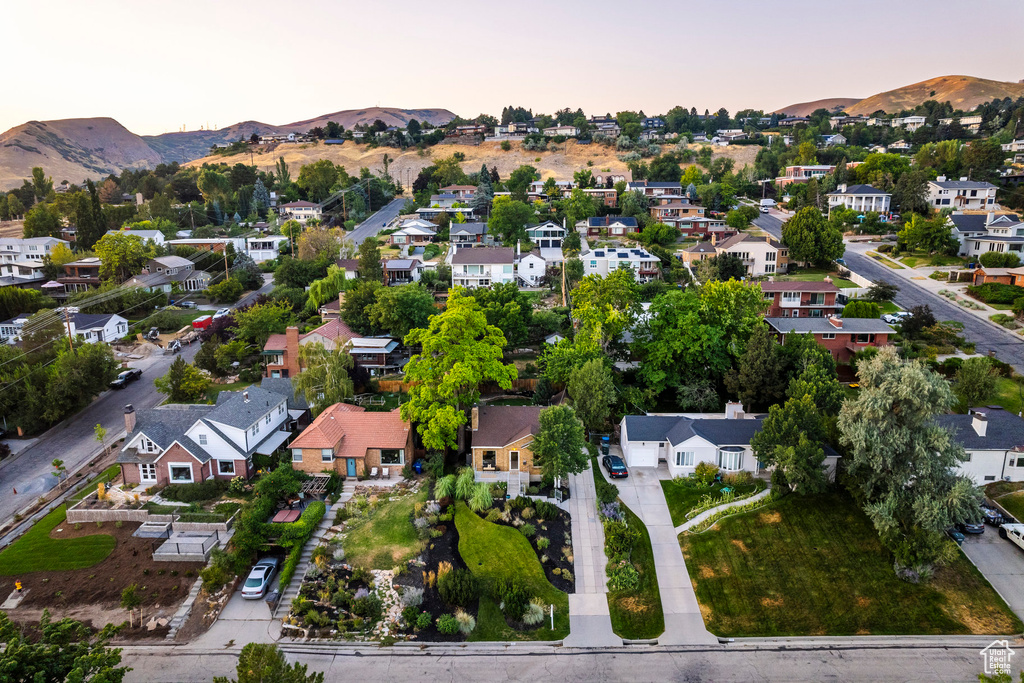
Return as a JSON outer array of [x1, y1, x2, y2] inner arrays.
[[675, 487, 773, 534], [563, 465, 621, 647], [616, 465, 717, 645]]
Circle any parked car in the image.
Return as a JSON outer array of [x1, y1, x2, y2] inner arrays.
[[241, 557, 280, 600], [958, 520, 985, 535], [881, 311, 911, 324], [602, 454, 629, 479], [177, 300, 197, 309], [213, 308, 231, 319], [946, 527, 965, 545], [981, 506, 1005, 526], [1000, 524, 1024, 550], [109, 368, 142, 389]]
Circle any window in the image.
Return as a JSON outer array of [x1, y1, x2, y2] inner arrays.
[[252, 422, 260, 436], [381, 449, 404, 465], [292, 449, 302, 462], [482, 450, 497, 470], [854, 333, 875, 343], [139, 464, 156, 482], [169, 464, 193, 483], [717, 448, 744, 471], [265, 414, 271, 425], [765, 264, 775, 273], [198, 434, 208, 445], [985, 475, 996, 481], [808, 293, 825, 305], [821, 333, 836, 340], [218, 460, 235, 475], [321, 448, 334, 463], [675, 451, 695, 467], [279, 404, 285, 415]]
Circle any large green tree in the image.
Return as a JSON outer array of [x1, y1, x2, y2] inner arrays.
[[154, 357, 209, 402], [0, 610, 130, 683], [295, 159, 338, 202], [487, 195, 533, 246], [213, 643, 324, 683], [293, 341, 355, 415], [23, 202, 62, 238], [838, 347, 981, 572], [787, 363, 844, 416], [401, 289, 517, 450], [751, 394, 829, 494], [953, 356, 998, 410], [472, 281, 533, 348], [724, 322, 784, 411], [505, 165, 537, 202], [781, 206, 844, 267], [231, 299, 293, 346], [357, 236, 383, 282], [567, 358, 616, 432], [93, 231, 148, 283], [341, 279, 383, 334], [531, 405, 587, 484], [367, 283, 437, 338]]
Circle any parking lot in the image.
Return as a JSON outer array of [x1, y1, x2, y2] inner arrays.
[[961, 527, 1024, 622]]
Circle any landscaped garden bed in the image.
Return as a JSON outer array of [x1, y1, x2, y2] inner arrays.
[[681, 491, 1023, 637], [661, 472, 765, 527]]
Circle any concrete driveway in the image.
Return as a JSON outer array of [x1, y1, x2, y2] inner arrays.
[[190, 583, 280, 648], [961, 527, 1024, 623]]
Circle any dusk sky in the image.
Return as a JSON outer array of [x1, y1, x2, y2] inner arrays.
[[4, 0, 1024, 135]]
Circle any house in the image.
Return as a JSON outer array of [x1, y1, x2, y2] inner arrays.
[[826, 184, 891, 217], [525, 220, 565, 249], [246, 235, 288, 262], [335, 258, 360, 279], [580, 247, 660, 282], [760, 281, 843, 317], [117, 383, 295, 486], [764, 316, 893, 362], [542, 125, 578, 137], [263, 320, 355, 379], [123, 256, 211, 293], [278, 201, 323, 222], [927, 177, 998, 210], [679, 240, 717, 267], [516, 249, 548, 286], [642, 117, 665, 130], [691, 132, 709, 142], [383, 259, 422, 285], [450, 247, 516, 288], [971, 267, 1024, 286], [1001, 139, 1024, 153], [415, 206, 475, 221], [593, 170, 630, 186], [65, 312, 130, 343], [439, 185, 476, 199], [529, 180, 573, 195], [649, 200, 707, 230], [947, 213, 1023, 254], [829, 115, 867, 128], [936, 407, 1024, 484], [576, 216, 639, 237], [166, 238, 242, 253], [774, 165, 836, 189], [347, 337, 406, 376], [778, 116, 809, 127], [0, 313, 31, 344], [627, 180, 683, 197], [387, 221, 436, 246], [891, 115, 926, 131], [714, 233, 789, 276], [962, 234, 1024, 259], [582, 188, 618, 207], [471, 405, 543, 495], [0, 261, 47, 289], [714, 129, 747, 142], [821, 134, 847, 147], [449, 222, 491, 247], [429, 194, 464, 209], [939, 115, 983, 133], [290, 403, 412, 478], [106, 228, 166, 246], [0, 237, 69, 264], [56, 257, 102, 297], [448, 124, 487, 138]]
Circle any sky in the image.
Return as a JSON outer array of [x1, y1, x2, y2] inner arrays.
[[3, 0, 1024, 136]]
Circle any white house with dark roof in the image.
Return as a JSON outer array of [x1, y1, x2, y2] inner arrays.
[[246, 235, 288, 262], [279, 200, 323, 222], [947, 212, 1024, 256], [525, 220, 565, 249], [0, 237, 69, 264], [936, 407, 1024, 485], [450, 246, 516, 288], [927, 177, 998, 210], [826, 183, 891, 217], [124, 256, 211, 292], [449, 222, 492, 247]]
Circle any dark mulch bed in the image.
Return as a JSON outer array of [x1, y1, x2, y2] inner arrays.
[[529, 483, 571, 502], [478, 500, 575, 594]]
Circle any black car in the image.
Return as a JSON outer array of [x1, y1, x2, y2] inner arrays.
[[602, 455, 628, 479], [981, 506, 1005, 526], [109, 368, 142, 389], [958, 520, 985, 535]]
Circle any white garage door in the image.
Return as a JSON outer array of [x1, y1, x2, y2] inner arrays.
[[623, 442, 659, 468]]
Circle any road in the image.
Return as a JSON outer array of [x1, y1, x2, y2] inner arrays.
[[119, 640, 1002, 682], [345, 197, 406, 246], [0, 277, 274, 528]]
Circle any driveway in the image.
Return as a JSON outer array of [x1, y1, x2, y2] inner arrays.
[[960, 528, 1024, 623], [189, 583, 281, 649], [614, 463, 717, 645]]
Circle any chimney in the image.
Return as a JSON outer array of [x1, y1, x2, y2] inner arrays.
[[972, 411, 988, 437], [828, 316, 843, 328], [124, 405, 136, 434], [285, 326, 301, 377], [937, 175, 946, 182], [837, 183, 847, 193], [987, 211, 995, 226], [823, 275, 833, 284], [725, 401, 745, 420], [471, 406, 479, 432], [243, 391, 250, 403], [710, 233, 718, 246]]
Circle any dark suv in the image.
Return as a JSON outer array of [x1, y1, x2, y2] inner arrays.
[[602, 454, 629, 479], [109, 368, 142, 389]]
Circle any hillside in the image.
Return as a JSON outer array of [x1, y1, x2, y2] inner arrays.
[[847, 75, 1024, 115], [0, 117, 163, 189], [184, 138, 761, 185], [773, 97, 862, 117]]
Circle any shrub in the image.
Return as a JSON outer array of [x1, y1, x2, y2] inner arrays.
[[497, 578, 529, 621], [162, 479, 227, 503], [967, 283, 1024, 305], [979, 251, 1022, 268], [520, 507, 534, 520], [455, 467, 476, 500], [351, 594, 383, 621], [595, 479, 619, 505], [500, 140, 511, 151], [425, 451, 446, 479], [536, 537, 550, 550], [454, 609, 476, 634], [199, 548, 234, 591], [485, 508, 503, 523], [842, 300, 881, 318], [522, 601, 545, 626], [416, 611, 432, 629], [607, 562, 641, 591], [402, 586, 424, 608], [438, 568, 478, 608], [402, 605, 419, 625], [722, 471, 754, 486], [694, 461, 719, 485], [436, 613, 459, 635], [468, 483, 493, 512], [519, 522, 536, 538], [534, 500, 559, 519], [603, 519, 639, 560]]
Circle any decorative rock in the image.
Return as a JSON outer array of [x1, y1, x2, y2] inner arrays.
[[156, 617, 169, 627], [146, 618, 158, 631]]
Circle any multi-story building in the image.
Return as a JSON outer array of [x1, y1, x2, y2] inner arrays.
[[105, 228, 166, 247], [278, 200, 323, 222], [263, 320, 355, 379], [627, 180, 683, 197], [649, 200, 707, 230], [525, 220, 565, 249], [774, 165, 836, 189], [124, 256, 211, 293], [714, 234, 789, 276], [0, 237, 69, 264], [575, 216, 639, 237], [927, 177, 998, 210], [826, 184, 891, 217], [580, 246, 660, 282], [765, 316, 894, 362], [760, 281, 843, 318], [582, 188, 618, 207], [450, 246, 516, 288], [246, 235, 288, 262]]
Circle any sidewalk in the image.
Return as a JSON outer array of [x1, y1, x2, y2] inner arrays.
[[675, 487, 773, 534], [616, 465, 717, 645], [562, 465, 620, 647]]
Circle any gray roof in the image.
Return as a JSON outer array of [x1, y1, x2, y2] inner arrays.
[[208, 386, 285, 430], [948, 214, 991, 233], [936, 408, 1024, 451], [828, 184, 888, 196], [384, 259, 419, 269], [450, 222, 487, 235], [152, 255, 193, 269], [623, 414, 766, 447], [765, 317, 894, 335], [118, 404, 213, 464], [259, 376, 309, 412], [587, 216, 639, 228], [69, 312, 121, 330], [930, 180, 997, 190], [451, 247, 514, 265]]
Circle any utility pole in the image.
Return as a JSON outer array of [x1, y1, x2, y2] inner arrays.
[[62, 308, 75, 354], [223, 245, 229, 281]]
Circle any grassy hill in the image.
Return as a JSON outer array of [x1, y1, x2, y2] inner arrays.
[[772, 97, 862, 117], [847, 75, 1024, 115]]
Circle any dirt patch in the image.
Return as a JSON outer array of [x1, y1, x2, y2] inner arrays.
[[614, 595, 652, 616], [759, 511, 782, 524], [855, 596, 872, 608], [731, 539, 749, 552], [699, 566, 715, 579], [760, 596, 783, 608]]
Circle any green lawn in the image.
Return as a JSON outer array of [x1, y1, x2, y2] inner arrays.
[[660, 481, 761, 528], [455, 502, 570, 641], [776, 268, 859, 288], [996, 492, 1024, 523], [879, 301, 900, 315], [899, 253, 967, 268], [68, 464, 122, 505], [0, 505, 116, 575], [982, 376, 1024, 416], [681, 492, 1022, 637], [342, 488, 427, 569], [608, 502, 664, 640], [990, 303, 1015, 311], [865, 252, 904, 270]]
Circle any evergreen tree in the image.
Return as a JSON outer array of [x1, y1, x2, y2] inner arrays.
[[724, 323, 783, 411], [357, 236, 383, 282], [251, 178, 271, 217]]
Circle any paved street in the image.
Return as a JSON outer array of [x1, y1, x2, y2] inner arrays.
[[345, 197, 406, 246], [961, 528, 1024, 622]]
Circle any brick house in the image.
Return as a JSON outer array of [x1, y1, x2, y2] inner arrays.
[[470, 405, 543, 498], [289, 404, 412, 478], [764, 316, 893, 362], [263, 319, 355, 379], [581, 188, 618, 208], [760, 281, 843, 318], [649, 200, 707, 230], [574, 216, 639, 237], [117, 382, 302, 487]]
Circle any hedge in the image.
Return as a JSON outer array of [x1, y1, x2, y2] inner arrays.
[[967, 283, 1024, 304], [277, 501, 327, 590]]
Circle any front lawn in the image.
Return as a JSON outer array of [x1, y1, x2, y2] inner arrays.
[[660, 480, 761, 528], [681, 492, 1022, 637], [342, 488, 428, 569], [982, 376, 1024, 416], [996, 492, 1024, 523], [0, 505, 116, 575], [608, 502, 664, 639], [776, 268, 859, 288], [455, 502, 570, 640], [899, 253, 967, 268]]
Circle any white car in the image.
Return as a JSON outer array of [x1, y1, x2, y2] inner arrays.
[[241, 557, 280, 599], [213, 308, 231, 319], [881, 311, 911, 324]]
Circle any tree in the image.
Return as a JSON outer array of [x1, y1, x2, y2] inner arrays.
[[954, 357, 998, 410], [531, 405, 587, 484], [0, 610, 130, 683], [863, 281, 899, 303], [213, 643, 324, 683], [472, 281, 533, 348], [751, 395, 828, 494], [341, 279, 383, 334], [781, 206, 844, 266], [93, 231, 147, 282], [567, 358, 615, 432], [251, 178, 272, 216], [154, 357, 209, 402], [297, 226, 341, 262], [680, 165, 703, 187], [367, 284, 437, 338], [838, 347, 981, 572], [357, 236, 383, 282], [725, 323, 784, 411], [787, 363, 844, 416], [232, 299, 293, 346], [702, 253, 746, 282], [562, 188, 598, 228], [891, 169, 930, 215], [293, 341, 355, 414], [52, 458, 67, 488], [23, 203, 62, 238], [488, 196, 533, 246], [232, 252, 265, 291], [506, 165, 537, 202], [7, 193, 25, 219], [618, 190, 650, 227], [897, 214, 958, 255], [120, 583, 141, 628], [401, 289, 517, 450], [94, 422, 109, 455], [32, 166, 53, 202], [207, 277, 244, 303], [296, 159, 339, 202], [842, 300, 881, 318], [899, 304, 935, 340]]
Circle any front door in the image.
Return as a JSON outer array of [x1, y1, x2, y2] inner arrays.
[[509, 451, 519, 472], [347, 458, 357, 477], [139, 463, 156, 483]]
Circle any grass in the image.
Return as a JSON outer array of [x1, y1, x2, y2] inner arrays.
[[681, 492, 1023, 637], [455, 502, 570, 641], [0, 505, 116, 575], [203, 380, 250, 403], [608, 501, 665, 639], [899, 253, 967, 268], [879, 301, 900, 315], [660, 481, 760, 528], [983, 376, 1024, 416], [866, 252, 905, 270], [363, 392, 405, 412], [996, 492, 1024, 523], [990, 303, 1015, 311], [68, 464, 121, 505], [776, 267, 859, 288], [342, 488, 427, 569]]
